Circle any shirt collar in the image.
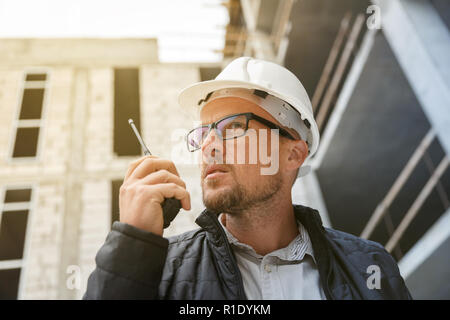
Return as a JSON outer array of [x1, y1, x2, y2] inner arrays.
[[218, 213, 316, 263]]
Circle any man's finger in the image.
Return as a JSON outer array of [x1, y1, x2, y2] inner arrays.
[[124, 155, 157, 181], [130, 157, 180, 180], [145, 183, 191, 211], [137, 170, 187, 189]]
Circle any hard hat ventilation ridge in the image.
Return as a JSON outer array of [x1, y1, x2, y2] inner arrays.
[[253, 89, 268, 99]]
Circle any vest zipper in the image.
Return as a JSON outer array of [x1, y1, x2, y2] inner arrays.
[[313, 217, 335, 300], [209, 214, 247, 300]]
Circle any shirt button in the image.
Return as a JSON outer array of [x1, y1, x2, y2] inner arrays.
[[264, 264, 271, 273]]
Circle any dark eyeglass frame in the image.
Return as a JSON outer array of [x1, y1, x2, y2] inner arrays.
[[186, 112, 297, 152]]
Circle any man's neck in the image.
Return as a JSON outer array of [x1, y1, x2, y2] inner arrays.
[[220, 195, 299, 256]]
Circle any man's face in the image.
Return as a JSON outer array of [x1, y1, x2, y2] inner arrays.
[[198, 97, 299, 215]]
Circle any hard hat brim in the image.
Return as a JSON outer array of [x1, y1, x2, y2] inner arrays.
[[179, 79, 276, 110]]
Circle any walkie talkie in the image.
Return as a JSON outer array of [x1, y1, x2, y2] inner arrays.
[[128, 119, 181, 228]]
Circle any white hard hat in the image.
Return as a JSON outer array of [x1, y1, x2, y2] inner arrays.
[[178, 57, 320, 175]]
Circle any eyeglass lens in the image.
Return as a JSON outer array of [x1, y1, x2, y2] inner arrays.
[[188, 114, 248, 150]]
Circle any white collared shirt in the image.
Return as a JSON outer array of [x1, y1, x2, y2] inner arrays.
[[218, 214, 326, 300]]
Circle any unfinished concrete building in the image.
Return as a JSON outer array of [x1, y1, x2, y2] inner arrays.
[[0, 38, 220, 299]]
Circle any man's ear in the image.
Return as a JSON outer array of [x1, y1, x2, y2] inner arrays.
[[286, 139, 308, 170]]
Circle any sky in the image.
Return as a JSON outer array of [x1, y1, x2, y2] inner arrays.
[[0, 0, 229, 62]]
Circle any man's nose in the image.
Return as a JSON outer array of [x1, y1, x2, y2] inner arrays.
[[201, 128, 225, 161]]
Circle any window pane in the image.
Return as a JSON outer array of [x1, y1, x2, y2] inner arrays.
[[4, 189, 32, 203], [114, 68, 141, 156], [19, 88, 44, 120], [0, 268, 21, 299], [199, 67, 221, 81], [111, 180, 123, 227], [25, 73, 47, 81], [0, 210, 29, 260], [12, 127, 39, 158]]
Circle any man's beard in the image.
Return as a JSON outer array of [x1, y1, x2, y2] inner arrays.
[[201, 169, 283, 215]]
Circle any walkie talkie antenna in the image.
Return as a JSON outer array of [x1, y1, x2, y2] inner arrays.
[[128, 119, 152, 156]]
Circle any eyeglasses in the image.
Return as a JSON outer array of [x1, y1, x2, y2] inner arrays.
[[186, 112, 297, 152]]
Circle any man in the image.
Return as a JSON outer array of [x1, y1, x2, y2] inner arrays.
[[84, 57, 412, 300]]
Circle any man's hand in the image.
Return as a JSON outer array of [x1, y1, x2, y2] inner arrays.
[[119, 155, 191, 236]]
